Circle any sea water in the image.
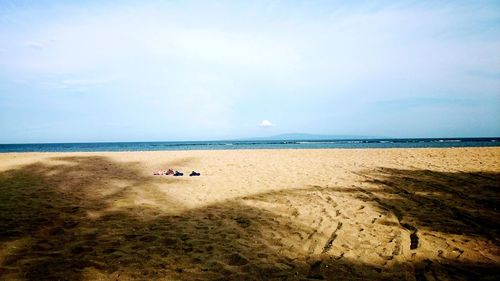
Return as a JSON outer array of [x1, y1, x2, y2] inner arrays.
[[0, 138, 499, 153]]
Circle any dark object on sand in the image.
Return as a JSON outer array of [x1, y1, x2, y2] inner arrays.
[[189, 171, 201, 176], [166, 169, 174, 175], [174, 171, 183, 176]]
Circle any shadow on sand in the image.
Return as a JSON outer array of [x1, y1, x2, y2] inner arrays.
[[352, 167, 500, 280], [358, 167, 500, 239], [0, 156, 498, 280]]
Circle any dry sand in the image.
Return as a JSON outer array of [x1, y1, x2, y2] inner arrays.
[[0, 147, 499, 280]]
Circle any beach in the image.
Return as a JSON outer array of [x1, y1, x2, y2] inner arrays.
[[0, 147, 499, 280]]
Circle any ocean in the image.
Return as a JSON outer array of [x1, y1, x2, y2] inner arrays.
[[0, 138, 499, 153]]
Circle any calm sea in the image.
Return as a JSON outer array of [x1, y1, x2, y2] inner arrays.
[[0, 138, 499, 153]]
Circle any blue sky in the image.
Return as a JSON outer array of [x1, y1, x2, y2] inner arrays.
[[0, 0, 499, 143]]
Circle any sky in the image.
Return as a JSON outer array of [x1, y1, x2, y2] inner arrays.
[[0, 0, 499, 143]]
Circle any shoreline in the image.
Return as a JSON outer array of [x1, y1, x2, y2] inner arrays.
[[1, 145, 500, 155]]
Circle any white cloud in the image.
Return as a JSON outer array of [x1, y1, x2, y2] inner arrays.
[[260, 120, 273, 128]]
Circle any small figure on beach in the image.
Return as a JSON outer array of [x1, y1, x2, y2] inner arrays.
[[189, 171, 201, 176], [174, 171, 183, 176]]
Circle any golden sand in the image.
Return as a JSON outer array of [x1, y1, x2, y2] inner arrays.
[[0, 148, 499, 280]]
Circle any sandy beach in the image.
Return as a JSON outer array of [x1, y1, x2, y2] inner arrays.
[[0, 147, 499, 280]]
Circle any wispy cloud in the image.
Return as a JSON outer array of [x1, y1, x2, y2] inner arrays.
[[58, 79, 110, 88], [41, 78, 113, 92], [25, 41, 43, 50]]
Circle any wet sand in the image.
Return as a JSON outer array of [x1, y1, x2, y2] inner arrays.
[[0, 147, 499, 280]]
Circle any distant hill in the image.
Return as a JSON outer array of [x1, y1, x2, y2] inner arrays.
[[238, 133, 383, 141]]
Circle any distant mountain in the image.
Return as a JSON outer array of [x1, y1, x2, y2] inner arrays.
[[238, 133, 383, 141]]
